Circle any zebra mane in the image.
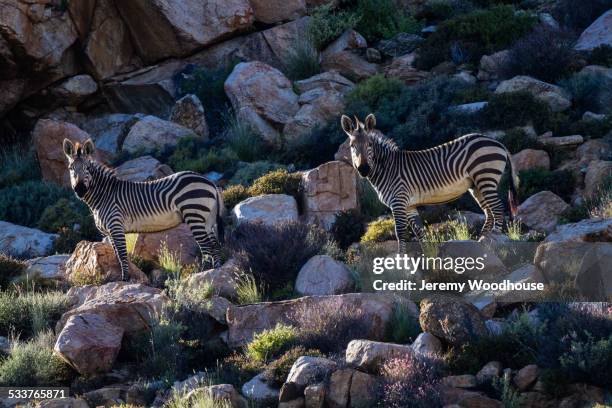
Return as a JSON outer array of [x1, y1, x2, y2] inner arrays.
[[368, 129, 399, 151], [86, 158, 117, 178]]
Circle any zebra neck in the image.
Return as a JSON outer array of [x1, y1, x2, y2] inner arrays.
[[367, 143, 399, 187], [82, 162, 119, 208]]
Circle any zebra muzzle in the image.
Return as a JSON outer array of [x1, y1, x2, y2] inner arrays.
[[357, 163, 371, 177]]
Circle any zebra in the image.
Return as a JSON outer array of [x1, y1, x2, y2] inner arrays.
[[63, 138, 224, 280], [341, 114, 519, 252]]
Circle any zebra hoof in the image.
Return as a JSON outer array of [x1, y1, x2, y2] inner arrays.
[[121, 275, 130, 282]]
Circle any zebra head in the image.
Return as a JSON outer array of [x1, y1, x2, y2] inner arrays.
[[341, 113, 377, 177], [63, 138, 95, 198]]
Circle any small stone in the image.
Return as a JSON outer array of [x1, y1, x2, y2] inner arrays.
[[514, 364, 539, 391], [476, 361, 502, 384]]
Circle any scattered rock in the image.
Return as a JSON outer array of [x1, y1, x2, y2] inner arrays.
[[187, 259, 241, 300], [384, 52, 429, 85], [321, 51, 379, 82], [411, 332, 442, 356], [302, 161, 359, 229], [54, 313, 123, 375], [122, 115, 198, 153], [0, 221, 57, 258], [65, 241, 148, 285], [575, 243, 612, 300], [294, 72, 355, 94], [38, 398, 89, 408], [326, 368, 353, 408], [346, 340, 413, 372], [78, 113, 139, 154], [476, 361, 503, 385], [517, 191, 570, 233], [512, 149, 550, 172], [495, 76, 572, 112], [241, 373, 280, 402], [285, 356, 337, 394], [295, 255, 355, 296], [478, 50, 510, 80], [132, 223, 199, 265], [535, 240, 593, 283], [349, 370, 379, 408], [514, 364, 539, 391], [544, 218, 612, 242], [582, 111, 607, 122], [377, 33, 424, 57], [232, 194, 299, 226], [575, 9, 612, 51], [576, 139, 612, 164], [169, 94, 209, 139], [584, 160, 612, 198], [442, 375, 478, 389], [284, 87, 346, 140], [539, 134, 584, 147], [51, 75, 98, 105], [304, 383, 325, 408], [250, 0, 306, 24], [114, 155, 173, 182], [419, 294, 488, 346], [23, 254, 70, 282]]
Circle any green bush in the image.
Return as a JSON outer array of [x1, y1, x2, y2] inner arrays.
[[0, 181, 75, 229], [224, 114, 267, 162], [345, 74, 404, 111], [0, 147, 40, 189], [516, 168, 575, 201], [588, 44, 612, 67], [0, 254, 26, 290], [560, 71, 612, 115], [416, 5, 536, 69], [222, 185, 250, 210], [0, 291, 71, 338], [308, 3, 361, 48], [419, 0, 477, 22], [284, 37, 321, 80], [229, 161, 287, 187], [330, 210, 366, 250], [385, 300, 421, 344], [498, 128, 542, 154], [559, 333, 612, 388], [248, 169, 302, 200], [553, 0, 612, 30], [167, 136, 239, 175], [355, 0, 422, 42], [482, 91, 553, 132], [263, 346, 324, 386], [0, 331, 73, 386], [361, 218, 396, 243], [246, 324, 298, 363]]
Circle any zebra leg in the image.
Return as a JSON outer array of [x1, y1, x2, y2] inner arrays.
[[476, 186, 505, 233], [107, 224, 130, 281], [406, 207, 425, 241], [392, 206, 412, 253], [469, 188, 494, 236], [185, 220, 221, 269]]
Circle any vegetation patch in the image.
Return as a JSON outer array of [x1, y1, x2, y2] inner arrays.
[[246, 323, 298, 363], [361, 218, 396, 243], [0, 290, 71, 338]]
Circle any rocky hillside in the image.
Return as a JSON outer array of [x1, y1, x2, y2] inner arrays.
[[0, 0, 612, 407]]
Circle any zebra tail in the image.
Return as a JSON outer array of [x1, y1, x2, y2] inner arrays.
[[216, 187, 225, 244], [506, 149, 520, 218]]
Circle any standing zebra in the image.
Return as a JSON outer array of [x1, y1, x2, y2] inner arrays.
[[63, 138, 224, 280], [341, 114, 519, 252]]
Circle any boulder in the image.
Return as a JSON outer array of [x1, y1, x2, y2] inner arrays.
[[495, 76, 572, 112], [241, 373, 279, 402], [384, 52, 429, 85], [576, 139, 612, 164], [584, 160, 612, 198], [322, 30, 367, 58], [419, 295, 488, 346], [349, 370, 379, 408], [539, 134, 584, 147], [186, 259, 241, 300], [114, 155, 173, 182], [512, 149, 550, 172], [51, 75, 98, 105], [169, 94, 209, 139], [204, 296, 233, 325], [38, 399, 89, 408], [514, 364, 539, 391], [535, 241, 593, 283], [225, 61, 299, 144], [304, 384, 325, 408], [113, 0, 254, 63], [544, 218, 612, 242], [0, 221, 57, 258], [326, 368, 353, 408], [476, 361, 502, 385], [78, 113, 139, 154], [23, 254, 69, 282], [285, 356, 337, 393], [250, 0, 306, 24], [186, 384, 248, 408], [575, 243, 612, 300], [575, 9, 612, 51], [226, 293, 409, 348], [411, 332, 442, 356], [440, 386, 503, 408], [294, 72, 355, 94], [65, 241, 149, 285], [31, 119, 103, 187], [478, 50, 510, 80], [284, 88, 346, 140], [295, 255, 355, 296], [57, 281, 167, 334], [122, 115, 198, 153], [321, 51, 379, 82], [54, 313, 124, 375], [132, 223, 199, 265], [232, 194, 299, 226], [377, 33, 424, 57], [345, 340, 413, 372], [301, 161, 359, 229], [517, 191, 570, 233]]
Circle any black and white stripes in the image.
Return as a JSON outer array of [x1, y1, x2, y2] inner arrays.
[[341, 114, 519, 252], [63, 138, 223, 280]]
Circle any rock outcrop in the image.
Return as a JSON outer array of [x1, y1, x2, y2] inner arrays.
[[495, 76, 572, 112], [232, 194, 299, 226], [517, 191, 570, 233], [575, 9, 612, 51], [0, 221, 57, 258]]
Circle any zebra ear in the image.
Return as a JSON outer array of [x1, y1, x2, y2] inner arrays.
[[364, 114, 376, 131], [63, 139, 74, 158], [83, 138, 95, 156], [341, 115, 355, 136]]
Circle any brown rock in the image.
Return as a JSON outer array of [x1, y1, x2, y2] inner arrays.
[[476, 361, 502, 384], [326, 369, 354, 408], [584, 160, 612, 198], [284, 88, 346, 141], [114, 155, 173, 182], [304, 384, 325, 408], [170, 94, 209, 139], [132, 223, 199, 265], [295, 72, 355, 94], [250, 0, 306, 23], [544, 218, 612, 242], [345, 340, 413, 373], [302, 161, 359, 229], [517, 191, 570, 233], [575, 243, 612, 300], [479, 50, 510, 80], [51, 75, 98, 106], [535, 240, 593, 283], [65, 241, 149, 285], [295, 255, 355, 296], [186, 259, 241, 300], [514, 364, 539, 391], [539, 135, 584, 147], [122, 115, 198, 153], [38, 398, 89, 408], [321, 51, 379, 82], [440, 386, 503, 408], [384, 53, 429, 85], [54, 313, 123, 375], [512, 149, 550, 172], [349, 370, 378, 408], [576, 139, 612, 164]]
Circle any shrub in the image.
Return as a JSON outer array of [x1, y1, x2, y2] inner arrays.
[[222, 185, 250, 210], [385, 300, 421, 344], [0, 330, 73, 386], [492, 374, 522, 408], [229, 222, 329, 297], [419, 0, 477, 22], [0, 254, 26, 290], [246, 324, 298, 363], [424, 219, 473, 242], [330, 210, 366, 250], [515, 168, 575, 201], [168, 138, 238, 175], [284, 37, 321, 81], [504, 25, 577, 83], [416, 5, 536, 69], [361, 218, 396, 243], [553, 0, 612, 30], [229, 161, 286, 187], [247, 169, 302, 200], [279, 121, 346, 169], [355, 0, 422, 42], [380, 354, 444, 408], [0, 147, 40, 189], [345, 74, 404, 111], [308, 3, 360, 48], [560, 71, 612, 115], [235, 273, 262, 305], [0, 290, 71, 337], [588, 44, 612, 67], [498, 128, 542, 154], [263, 346, 324, 386], [482, 91, 553, 132], [224, 114, 267, 163], [0, 181, 74, 229], [559, 333, 612, 388]]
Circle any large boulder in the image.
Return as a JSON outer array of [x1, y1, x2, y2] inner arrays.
[[122, 115, 198, 153], [232, 194, 299, 226], [114, 155, 173, 182], [575, 243, 612, 300], [535, 240, 593, 283], [54, 313, 124, 375], [186, 259, 241, 300], [377, 33, 424, 58], [169, 94, 209, 139], [584, 160, 612, 198], [284, 87, 346, 141], [345, 340, 413, 372], [517, 191, 570, 234], [51, 75, 98, 106], [544, 218, 612, 242], [294, 72, 355, 94], [132, 223, 199, 265], [65, 241, 149, 285], [250, 0, 306, 24], [478, 50, 510, 81], [0, 221, 57, 257], [226, 293, 411, 348], [113, 0, 254, 64], [285, 356, 337, 394], [384, 52, 429, 85], [575, 9, 612, 51], [495, 76, 572, 112], [241, 373, 279, 402], [411, 332, 443, 356], [295, 255, 355, 296], [23, 254, 70, 282], [57, 281, 168, 334], [78, 113, 139, 155], [301, 161, 359, 229], [225, 61, 299, 144], [321, 30, 378, 82], [419, 295, 488, 345], [512, 149, 550, 172]]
